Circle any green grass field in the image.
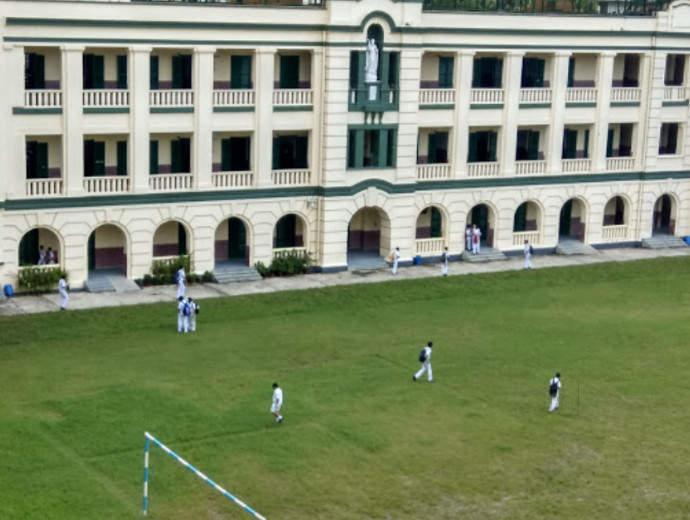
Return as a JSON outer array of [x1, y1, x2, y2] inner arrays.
[[2, 258, 690, 519]]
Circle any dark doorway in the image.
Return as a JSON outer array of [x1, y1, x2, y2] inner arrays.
[[470, 205, 491, 246], [653, 195, 673, 235], [228, 218, 248, 263]]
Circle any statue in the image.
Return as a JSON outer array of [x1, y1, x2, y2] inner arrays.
[[364, 38, 379, 83]]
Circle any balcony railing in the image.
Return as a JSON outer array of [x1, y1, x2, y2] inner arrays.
[[149, 173, 193, 191], [467, 161, 500, 177], [419, 88, 456, 105], [610, 87, 642, 103], [84, 176, 130, 194], [415, 238, 446, 255], [273, 89, 313, 107], [421, 0, 669, 15], [471, 88, 504, 105], [601, 225, 629, 242], [272, 169, 311, 186], [24, 90, 62, 108], [213, 89, 255, 108], [566, 87, 597, 104], [561, 158, 592, 173], [26, 178, 64, 197], [273, 247, 308, 259], [83, 89, 129, 108], [606, 157, 635, 171], [349, 88, 399, 112], [664, 86, 689, 102], [212, 171, 254, 189], [519, 88, 552, 105], [416, 163, 451, 181], [149, 89, 194, 107], [515, 160, 547, 176], [512, 231, 541, 247]]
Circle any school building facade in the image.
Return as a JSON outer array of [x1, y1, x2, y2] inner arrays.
[[1, 0, 690, 287]]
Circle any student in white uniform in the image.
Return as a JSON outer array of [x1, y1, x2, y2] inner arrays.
[[413, 341, 433, 382], [38, 245, 47, 265], [271, 383, 284, 423], [187, 297, 199, 332], [391, 247, 401, 275], [177, 296, 189, 334], [47, 248, 56, 264], [465, 225, 472, 252], [523, 239, 533, 270], [176, 267, 186, 299], [548, 372, 562, 412], [472, 225, 482, 255], [441, 247, 449, 276], [58, 277, 69, 310]]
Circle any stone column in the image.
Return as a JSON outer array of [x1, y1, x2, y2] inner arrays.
[[548, 51, 571, 175], [61, 45, 85, 196], [501, 51, 524, 176], [310, 48, 324, 185], [593, 52, 616, 172], [193, 47, 215, 190], [453, 50, 474, 177], [255, 48, 276, 187], [129, 46, 151, 193], [2, 44, 25, 198], [642, 51, 667, 171]]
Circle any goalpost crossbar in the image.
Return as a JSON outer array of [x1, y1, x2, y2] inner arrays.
[[142, 432, 267, 520]]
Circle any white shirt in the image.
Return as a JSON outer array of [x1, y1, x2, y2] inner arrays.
[[178, 300, 186, 316], [473, 228, 482, 238], [58, 278, 67, 291], [273, 387, 283, 406], [524, 243, 531, 256], [393, 250, 400, 260], [550, 377, 562, 391], [177, 269, 186, 285], [422, 346, 432, 362]]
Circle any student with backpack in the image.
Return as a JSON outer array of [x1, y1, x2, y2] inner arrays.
[[177, 296, 190, 334], [523, 239, 534, 270], [440, 247, 449, 277], [548, 372, 562, 412], [187, 297, 199, 332], [413, 341, 433, 382]]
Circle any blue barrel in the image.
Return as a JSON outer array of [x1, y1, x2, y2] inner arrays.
[[413, 255, 422, 265], [684, 236, 690, 246], [3, 284, 14, 298]]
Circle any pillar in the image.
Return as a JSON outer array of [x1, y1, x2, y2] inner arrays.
[[501, 51, 524, 176], [453, 50, 474, 177], [193, 47, 215, 190], [593, 52, 615, 172], [255, 48, 276, 187], [548, 51, 571, 175], [130, 46, 151, 193], [62, 45, 84, 196]]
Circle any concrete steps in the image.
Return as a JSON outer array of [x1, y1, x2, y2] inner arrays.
[[85, 272, 140, 293], [461, 247, 508, 263], [641, 234, 687, 250], [556, 239, 598, 256], [213, 265, 262, 284], [84, 277, 115, 293]]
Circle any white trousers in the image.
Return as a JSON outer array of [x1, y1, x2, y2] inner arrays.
[[177, 315, 189, 333], [472, 242, 480, 255], [441, 262, 449, 276], [189, 315, 196, 332], [59, 289, 69, 309], [415, 361, 433, 381], [524, 255, 532, 269], [176, 283, 186, 299], [465, 236, 472, 251], [392, 259, 399, 274], [549, 394, 560, 412]]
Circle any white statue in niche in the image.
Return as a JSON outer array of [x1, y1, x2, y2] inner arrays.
[[364, 38, 379, 83]]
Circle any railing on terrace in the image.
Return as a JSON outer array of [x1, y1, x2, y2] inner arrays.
[[149, 89, 194, 107], [421, 0, 670, 15], [664, 86, 689, 102], [610, 87, 642, 103], [512, 231, 541, 247], [606, 157, 635, 171], [271, 169, 311, 186], [467, 162, 500, 177], [83, 176, 130, 194], [83, 89, 129, 108], [212, 171, 254, 188], [417, 163, 451, 181], [415, 238, 446, 255], [213, 89, 255, 107], [601, 225, 629, 241], [149, 173, 193, 191], [519, 88, 552, 104], [566, 87, 598, 104], [471, 88, 504, 104], [273, 89, 314, 106], [515, 160, 546, 176], [561, 158, 592, 173], [24, 90, 62, 108], [419, 88, 456, 105], [349, 88, 399, 111], [26, 178, 64, 197], [132, 0, 325, 6]]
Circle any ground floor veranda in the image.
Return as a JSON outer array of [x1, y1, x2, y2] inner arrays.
[[1, 179, 688, 287]]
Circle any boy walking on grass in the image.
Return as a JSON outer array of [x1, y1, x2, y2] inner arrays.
[[413, 341, 433, 382], [271, 383, 284, 423], [549, 372, 562, 412]]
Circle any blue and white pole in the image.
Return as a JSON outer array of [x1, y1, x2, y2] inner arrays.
[[142, 432, 267, 520]]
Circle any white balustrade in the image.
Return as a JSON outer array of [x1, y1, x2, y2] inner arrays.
[[24, 90, 62, 108], [83, 89, 129, 108], [212, 89, 255, 107], [273, 247, 308, 259], [606, 157, 635, 171], [25, 178, 64, 197], [470, 88, 505, 104], [149, 89, 194, 107], [419, 88, 456, 105], [561, 158, 592, 173], [416, 163, 451, 181], [467, 162, 500, 177], [512, 231, 541, 246], [271, 169, 311, 186], [566, 87, 598, 104], [415, 238, 446, 255], [149, 173, 193, 191], [515, 160, 547, 176], [663, 86, 689, 102], [212, 171, 254, 189], [83, 176, 130, 194], [610, 87, 642, 103], [272, 89, 314, 106], [519, 88, 552, 104], [601, 225, 629, 242]]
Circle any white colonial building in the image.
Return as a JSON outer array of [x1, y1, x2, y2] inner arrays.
[[1, 0, 690, 287]]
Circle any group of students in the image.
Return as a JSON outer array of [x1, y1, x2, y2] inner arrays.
[[37, 245, 58, 265], [175, 267, 200, 333], [464, 225, 483, 255]]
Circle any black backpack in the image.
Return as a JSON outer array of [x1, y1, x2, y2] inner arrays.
[[418, 349, 427, 363], [529, 245, 534, 255], [549, 380, 559, 397]]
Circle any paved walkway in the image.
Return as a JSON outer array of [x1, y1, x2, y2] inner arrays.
[[2, 247, 689, 316]]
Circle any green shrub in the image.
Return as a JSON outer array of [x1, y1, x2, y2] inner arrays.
[[202, 271, 216, 283], [255, 251, 311, 278], [150, 255, 191, 285], [17, 267, 67, 293]]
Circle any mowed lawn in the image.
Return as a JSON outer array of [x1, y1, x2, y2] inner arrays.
[[2, 259, 690, 520]]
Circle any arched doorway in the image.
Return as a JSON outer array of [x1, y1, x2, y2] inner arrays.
[[467, 203, 495, 247], [513, 201, 541, 245], [153, 221, 189, 258], [347, 207, 391, 269], [88, 224, 127, 275], [603, 196, 627, 227], [653, 194, 675, 236], [273, 214, 306, 251], [215, 217, 250, 266], [415, 206, 445, 256], [559, 198, 586, 241], [19, 227, 61, 266]]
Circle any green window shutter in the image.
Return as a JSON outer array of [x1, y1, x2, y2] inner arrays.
[[83, 54, 93, 89], [493, 58, 503, 88], [171, 139, 181, 173], [231, 56, 252, 89], [472, 58, 481, 88], [272, 136, 280, 170], [387, 130, 397, 168], [26, 141, 37, 179], [172, 56, 183, 89], [26, 53, 45, 89], [528, 130, 540, 160], [37, 142, 48, 179], [378, 129, 389, 168], [562, 129, 577, 159], [347, 129, 356, 168], [516, 130, 528, 161], [149, 140, 158, 174], [428, 133, 438, 164], [438, 56, 454, 88], [387, 52, 399, 90], [178, 223, 187, 256], [94, 141, 105, 176], [240, 136, 251, 171], [116, 55, 128, 89], [583, 129, 591, 158], [84, 140, 94, 177], [354, 130, 365, 168], [116, 141, 127, 176], [534, 59, 545, 88], [221, 138, 232, 171], [349, 52, 360, 90], [296, 136, 308, 169], [150, 56, 159, 90], [94, 55, 105, 89], [567, 57, 575, 88], [468, 132, 479, 162], [488, 132, 498, 162], [431, 208, 442, 237], [280, 56, 300, 89], [606, 129, 614, 157], [514, 203, 527, 232], [19, 229, 39, 266]]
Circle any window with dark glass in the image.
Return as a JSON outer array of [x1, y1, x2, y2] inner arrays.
[[172, 55, 192, 89], [231, 56, 252, 90], [521, 58, 545, 88], [665, 55, 686, 86], [659, 123, 680, 155], [273, 135, 308, 170], [468, 131, 498, 162], [25, 53, 45, 89], [83, 54, 105, 89], [347, 128, 397, 169], [170, 138, 191, 173], [26, 141, 48, 179], [221, 136, 251, 172], [516, 130, 540, 161], [84, 140, 105, 177], [472, 57, 503, 89]]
